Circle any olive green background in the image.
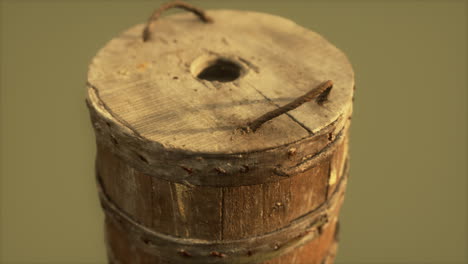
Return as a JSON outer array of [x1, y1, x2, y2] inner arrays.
[[1, 0, 466, 263]]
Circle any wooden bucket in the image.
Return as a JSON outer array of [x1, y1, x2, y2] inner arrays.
[[86, 2, 354, 263]]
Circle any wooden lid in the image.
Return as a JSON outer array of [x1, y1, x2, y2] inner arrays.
[[87, 9, 354, 154]]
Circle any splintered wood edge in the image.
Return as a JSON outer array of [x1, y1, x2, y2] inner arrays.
[[87, 77, 352, 157], [87, 85, 352, 187], [96, 162, 349, 263], [87, 9, 354, 155], [86, 9, 354, 186]]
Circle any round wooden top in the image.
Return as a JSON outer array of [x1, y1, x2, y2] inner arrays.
[[87, 9, 354, 154]]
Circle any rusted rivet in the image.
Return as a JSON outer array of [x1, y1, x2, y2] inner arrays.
[[240, 165, 249, 173], [180, 165, 193, 174], [210, 251, 226, 258], [214, 167, 227, 174], [136, 154, 149, 164], [318, 225, 326, 235], [288, 147, 297, 157], [302, 154, 313, 161], [141, 238, 151, 245], [110, 135, 118, 145], [299, 229, 312, 237], [273, 166, 289, 177], [178, 249, 192, 257]]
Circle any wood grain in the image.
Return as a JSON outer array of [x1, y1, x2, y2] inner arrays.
[[87, 8, 354, 264], [87, 10, 354, 154]]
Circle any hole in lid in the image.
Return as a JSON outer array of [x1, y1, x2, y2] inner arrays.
[[191, 55, 244, 83]]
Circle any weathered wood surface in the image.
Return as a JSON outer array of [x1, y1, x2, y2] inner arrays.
[[87, 9, 354, 154], [87, 7, 354, 264], [96, 140, 349, 263]]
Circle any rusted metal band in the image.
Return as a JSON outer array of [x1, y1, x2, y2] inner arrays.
[[97, 161, 349, 264], [88, 91, 349, 187]]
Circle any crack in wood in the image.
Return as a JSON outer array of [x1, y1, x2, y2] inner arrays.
[[87, 82, 145, 139], [246, 82, 313, 134]]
